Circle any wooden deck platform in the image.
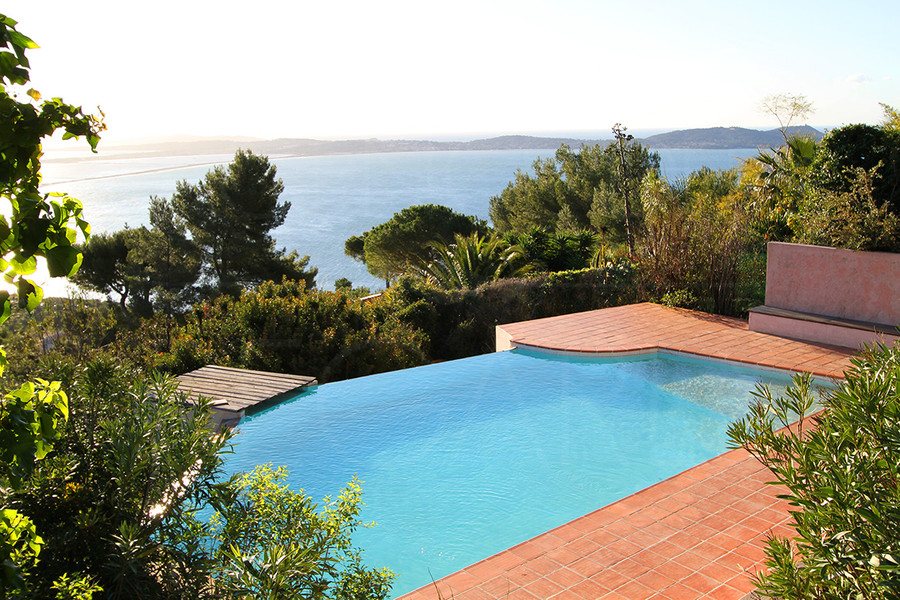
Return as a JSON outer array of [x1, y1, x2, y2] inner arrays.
[[176, 365, 317, 418]]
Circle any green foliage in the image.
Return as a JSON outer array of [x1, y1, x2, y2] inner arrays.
[[502, 227, 598, 273], [727, 344, 900, 599], [748, 135, 820, 241], [172, 150, 317, 295], [347, 204, 488, 285], [0, 379, 68, 488], [744, 115, 900, 252], [383, 264, 639, 360], [638, 168, 758, 315], [0, 13, 103, 346], [0, 296, 119, 389], [794, 166, 900, 252], [0, 508, 41, 590], [881, 103, 900, 134], [814, 124, 900, 214], [333, 277, 371, 299], [0, 14, 103, 591], [213, 465, 393, 600], [71, 230, 132, 306], [162, 279, 426, 382], [74, 198, 203, 314], [412, 232, 525, 290], [8, 361, 230, 597], [489, 136, 660, 243], [49, 573, 102, 600]]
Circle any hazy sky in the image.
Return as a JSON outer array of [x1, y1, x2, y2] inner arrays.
[[6, 0, 898, 143]]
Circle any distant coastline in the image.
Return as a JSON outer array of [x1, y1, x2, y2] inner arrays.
[[44, 126, 823, 165]]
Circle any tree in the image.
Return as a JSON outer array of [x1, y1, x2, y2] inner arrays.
[[639, 168, 756, 315], [172, 150, 316, 295], [489, 137, 660, 245], [612, 124, 637, 254], [814, 123, 900, 214], [346, 204, 488, 286], [141, 195, 202, 312], [881, 103, 900, 134], [0, 13, 103, 592], [760, 93, 814, 142], [411, 232, 525, 290], [74, 198, 203, 314], [72, 230, 134, 307], [727, 344, 900, 599]]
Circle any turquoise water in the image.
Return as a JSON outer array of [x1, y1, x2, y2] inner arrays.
[[226, 349, 790, 596], [41, 148, 757, 292]]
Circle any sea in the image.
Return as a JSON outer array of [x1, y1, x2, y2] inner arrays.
[[39, 147, 758, 293]]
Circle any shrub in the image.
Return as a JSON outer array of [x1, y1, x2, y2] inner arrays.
[[728, 344, 900, 598], [213, 465, 393, 600], [160, 279, 426, 382], [383, 264, 639, 360]]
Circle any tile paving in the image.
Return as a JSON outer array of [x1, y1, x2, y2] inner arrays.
[[399, 303, 857, 600]]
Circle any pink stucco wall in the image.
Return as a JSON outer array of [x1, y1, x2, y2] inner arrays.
[[765, 242, 900, 325]]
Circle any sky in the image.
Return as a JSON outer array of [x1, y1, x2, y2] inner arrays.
[[5, 0, 899, 144]]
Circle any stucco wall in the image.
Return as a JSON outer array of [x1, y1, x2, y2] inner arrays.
[[765, 242, 900, 325]]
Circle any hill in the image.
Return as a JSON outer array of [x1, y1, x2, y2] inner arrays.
[[640, 126, 823, 149], [48, 127, 826, 164]]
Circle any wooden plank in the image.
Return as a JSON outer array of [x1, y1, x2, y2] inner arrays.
[[177, 369, 314, 390], [177, 371, 314, 393], [193, 365, 315, 385], [175, 365, 316, 413], [176, 377, 302, 397], [177, 370, 313, 388]]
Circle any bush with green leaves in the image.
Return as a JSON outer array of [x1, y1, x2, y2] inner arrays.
[[213, 465, 394, 600], [0, 13, 104, 592], [382, 264, 639, 360], [6, 358, 229, 598], [637, 168, 760, 315], [728, 343, 900, 599], [7, 357, 394, 599], [161, 278, 427, 382]]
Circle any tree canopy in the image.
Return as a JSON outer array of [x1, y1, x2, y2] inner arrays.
[[746, 111, 900, 252], [171, 150, 317, 295], [345, 204, 487, 285], [489, 134, 660, 243]]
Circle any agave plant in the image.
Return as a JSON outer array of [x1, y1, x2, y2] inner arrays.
[[413, 233, 526, 290]]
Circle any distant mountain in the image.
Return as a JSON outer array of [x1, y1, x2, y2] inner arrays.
[[57, 127, 825, 163], [640, 126, 823, 149], [102, 135, 608, 159]]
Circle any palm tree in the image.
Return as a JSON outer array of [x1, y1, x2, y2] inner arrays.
[[413, 233, 526, 290]]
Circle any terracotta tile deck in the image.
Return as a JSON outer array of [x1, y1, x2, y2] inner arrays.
[[398, 303, 857, 600]]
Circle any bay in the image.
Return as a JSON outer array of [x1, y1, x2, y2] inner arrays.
[[41, 148, 758, 292]]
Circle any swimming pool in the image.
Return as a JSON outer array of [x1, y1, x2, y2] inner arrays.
[[225, 349, 794, 596]]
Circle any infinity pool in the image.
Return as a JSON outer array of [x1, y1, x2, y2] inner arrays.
[[226, 349, 793, 596]]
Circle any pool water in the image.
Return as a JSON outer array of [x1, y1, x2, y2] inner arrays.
[[226, 349, 793, 596]]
